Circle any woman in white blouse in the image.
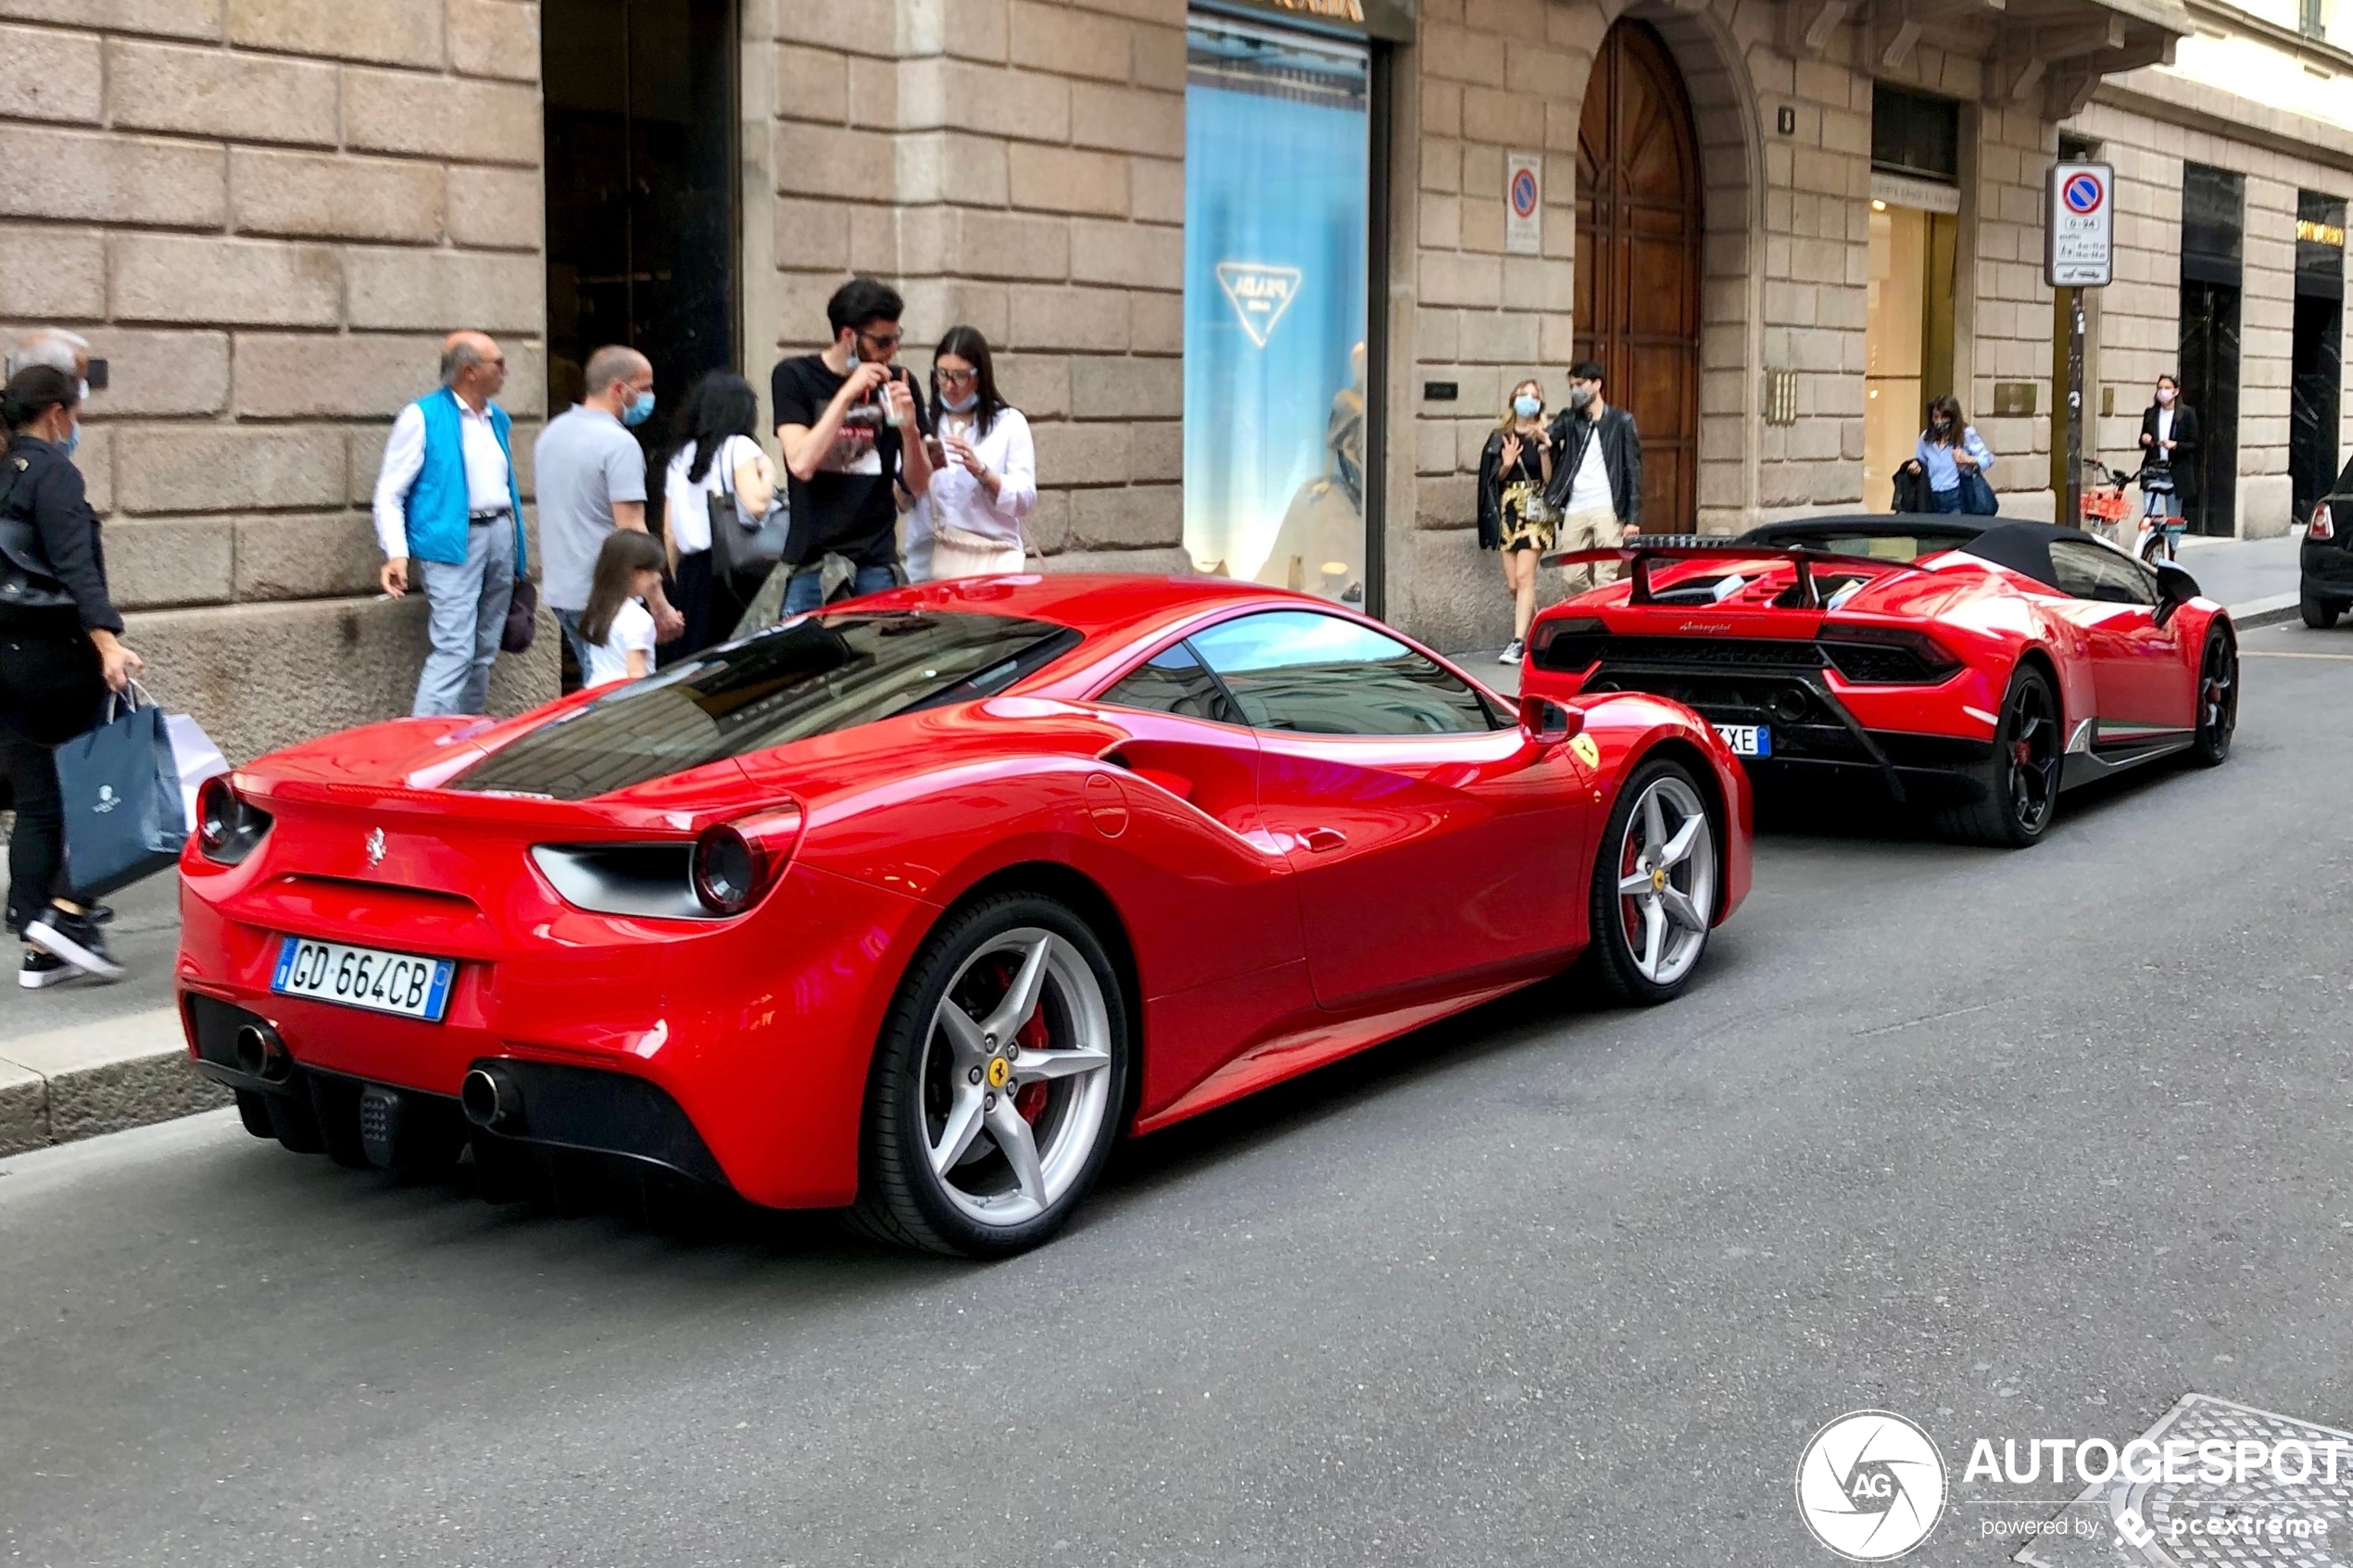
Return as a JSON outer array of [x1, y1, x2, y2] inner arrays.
[[661, 372, 776, 653], [912, 327, 1036, 580]]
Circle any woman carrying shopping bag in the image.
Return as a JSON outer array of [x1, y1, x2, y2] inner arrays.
[[661, 372, 779, 657], [1477, 378, 1554, 663], [914, 327, 1036, 581], [0, 365, 141, 986], [1902, 395, 1996, 515]]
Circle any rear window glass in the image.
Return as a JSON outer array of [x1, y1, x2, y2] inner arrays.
[[452, 611, 1079, 800]]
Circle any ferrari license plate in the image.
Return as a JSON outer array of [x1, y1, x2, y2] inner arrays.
[[270, 935, 455, 1022], [1715, 723, 1772, 758]]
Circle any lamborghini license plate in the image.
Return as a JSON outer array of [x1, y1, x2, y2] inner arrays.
[[1714, 723, 1771, 758]]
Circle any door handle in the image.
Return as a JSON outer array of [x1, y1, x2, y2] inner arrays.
[[1301, 827, 1347, 853]]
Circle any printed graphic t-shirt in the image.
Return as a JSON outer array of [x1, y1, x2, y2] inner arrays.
[[771, 354, 907, 570]]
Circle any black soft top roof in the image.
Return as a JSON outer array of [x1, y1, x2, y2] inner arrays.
[[1739, 513, 2076, 590]]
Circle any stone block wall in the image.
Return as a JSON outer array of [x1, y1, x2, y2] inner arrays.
[[2072, 86, 2353, 537], [749, 0, 1189, 574], [0, 0, 555, 760]]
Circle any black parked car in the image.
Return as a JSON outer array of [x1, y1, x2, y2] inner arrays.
[[2303, 454, 2353, 628]]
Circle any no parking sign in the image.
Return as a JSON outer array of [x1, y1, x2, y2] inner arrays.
[[2046, 160, 2114, 287], [1506, 151, 1541, 256]]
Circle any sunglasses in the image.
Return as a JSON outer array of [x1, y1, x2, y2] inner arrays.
[[858, 329, 902, 351]]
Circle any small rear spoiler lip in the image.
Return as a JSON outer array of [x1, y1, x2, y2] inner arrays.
[[1539, 536, 1929, 609]]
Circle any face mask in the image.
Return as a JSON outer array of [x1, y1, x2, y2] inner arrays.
[[2157, 388, 2175, 406], [59, 425, 79, 458], [1513, 395, 1541, 420], [621, 388, 656, 427], [1567, 385, 1595, 410], [941, 390, 978, 413]]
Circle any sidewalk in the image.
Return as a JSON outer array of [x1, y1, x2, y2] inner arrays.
[[0, 861, 221, 1157], [1461, 531, 2307, 698]]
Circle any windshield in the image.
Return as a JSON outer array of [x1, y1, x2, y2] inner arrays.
[[451, 610, 1080, 800]]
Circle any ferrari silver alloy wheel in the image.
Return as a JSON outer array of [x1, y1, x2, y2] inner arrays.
[[920, 929, 1114, 1227], [1614, 773, 1718, 987]]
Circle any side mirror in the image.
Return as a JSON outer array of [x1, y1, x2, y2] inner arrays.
[[1519, 695, 1581, 747], [2153, 559, 2199, 627]]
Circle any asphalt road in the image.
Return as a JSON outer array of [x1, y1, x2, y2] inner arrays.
[[5, 619, 2351, 1568]]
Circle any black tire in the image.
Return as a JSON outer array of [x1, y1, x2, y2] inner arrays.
[[2189, 624, 2236, 767], [1585, 757, 1720, 1006], [1936, 663, 2061, 847], [2301, 587, 2341, 630], [849, 892, 1130, 1258]]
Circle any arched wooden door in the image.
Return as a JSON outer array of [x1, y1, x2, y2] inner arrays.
[[1576, 20, 1701, 532]]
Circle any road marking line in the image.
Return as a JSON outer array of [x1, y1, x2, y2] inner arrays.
[[2241, 649, 2353, 660]]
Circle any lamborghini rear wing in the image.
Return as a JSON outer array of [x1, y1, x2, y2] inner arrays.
[[1539, 534, 1928, 609]]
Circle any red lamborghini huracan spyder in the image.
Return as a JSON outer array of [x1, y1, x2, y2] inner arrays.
[[178, 574, 1750, 1256], [1531, 517, 2236, 847]]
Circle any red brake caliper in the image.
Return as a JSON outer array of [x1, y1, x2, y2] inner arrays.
[[1014, 1005, 1051, 1121]]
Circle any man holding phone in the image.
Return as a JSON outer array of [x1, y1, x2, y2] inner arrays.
[[772, 279, 934, 614]]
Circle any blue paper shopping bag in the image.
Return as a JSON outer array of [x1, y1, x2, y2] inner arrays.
[[54, 690, 186, 898]]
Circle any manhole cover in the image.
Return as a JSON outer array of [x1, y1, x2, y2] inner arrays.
[[2017, 1394, 2352, 1567]]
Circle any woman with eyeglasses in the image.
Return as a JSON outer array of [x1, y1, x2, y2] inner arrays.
[[909, 326, 1036, 581]]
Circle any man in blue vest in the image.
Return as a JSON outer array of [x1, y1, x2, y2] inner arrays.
[[372, 331, 528, 717]]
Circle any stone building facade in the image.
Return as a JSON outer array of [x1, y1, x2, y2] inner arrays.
[[3, 0, 2349, 761]]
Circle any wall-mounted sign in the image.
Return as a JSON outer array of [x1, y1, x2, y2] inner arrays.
[[1217, 0, 1415, 43], [1869, 169, 1959, 216], [2298, 218, 2347, 247], [1505, 152, 1541, 257], [1215, 262, 1302, 347], [2045, 161, 2113, 288]]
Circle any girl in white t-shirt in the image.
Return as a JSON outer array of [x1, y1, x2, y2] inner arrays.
[[578, 530, 666, 689]]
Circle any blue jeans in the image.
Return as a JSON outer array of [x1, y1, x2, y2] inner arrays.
[[413, 518, 515, 717], [1927, 485, 1964, 514], [784, 562, 900, 615]]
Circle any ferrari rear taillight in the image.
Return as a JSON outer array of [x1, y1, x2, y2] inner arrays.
[[2311, 501, 2336, 542], [691, 807, 803, 917], [195, 774, 272, 865]]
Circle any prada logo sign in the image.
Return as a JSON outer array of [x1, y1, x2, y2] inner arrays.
[[1216, 263, 1302, 347]]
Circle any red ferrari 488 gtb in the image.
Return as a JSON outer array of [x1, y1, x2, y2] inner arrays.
[[178, 575, 1750, 1256], [1532, 517, 2236, 847]]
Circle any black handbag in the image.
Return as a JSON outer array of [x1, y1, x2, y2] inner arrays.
[[1958, 467, 1999, 516], [500, 574, 538, 654], [708, 442, 789, 585]]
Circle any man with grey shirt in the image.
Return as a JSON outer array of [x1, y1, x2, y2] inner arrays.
[[535, 344, 684, 687]]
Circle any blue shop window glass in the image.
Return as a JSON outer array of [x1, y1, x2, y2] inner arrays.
[[1184, 19, 1370, 606]]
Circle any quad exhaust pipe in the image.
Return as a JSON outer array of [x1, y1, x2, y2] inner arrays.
[[233, 1022, 292, 1083], [460, 1064, 523, 1130]]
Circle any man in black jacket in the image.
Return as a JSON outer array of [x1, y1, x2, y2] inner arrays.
[[1543, 359, 1642, 593]]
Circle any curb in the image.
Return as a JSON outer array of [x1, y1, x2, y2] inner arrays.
[[0, 1008, 224, 1159], [2227, 592, 2299, 630]]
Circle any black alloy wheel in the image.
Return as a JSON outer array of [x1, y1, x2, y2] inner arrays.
[[2190, 626, 2236, 767], [1939, 664, 2060, 847]]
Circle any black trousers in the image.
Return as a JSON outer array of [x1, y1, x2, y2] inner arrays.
[[662, 550, 748, 667], [1, 627, 106, 935]]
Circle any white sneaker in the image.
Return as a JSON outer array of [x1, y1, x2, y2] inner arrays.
[[1499, 639, 1525, 664], [19, 948, 78, 989]]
